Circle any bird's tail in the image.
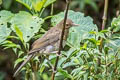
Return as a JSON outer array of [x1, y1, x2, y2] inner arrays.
[[13, 54, 33, 77]]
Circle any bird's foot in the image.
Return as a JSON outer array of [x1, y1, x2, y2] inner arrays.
[[56, 53, 61, 57], [52, 68, 57, 73]]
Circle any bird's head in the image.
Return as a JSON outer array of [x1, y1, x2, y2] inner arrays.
[[57, 19, 79, 29]]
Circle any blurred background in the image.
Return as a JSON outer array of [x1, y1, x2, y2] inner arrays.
[[0, 0, 119, 80]]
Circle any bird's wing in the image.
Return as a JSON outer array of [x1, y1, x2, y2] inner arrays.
[[29, 27, 61, 54], [13, 54, 34, 77]]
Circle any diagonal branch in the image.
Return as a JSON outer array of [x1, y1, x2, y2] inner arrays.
[[51, 0, 71, 80]]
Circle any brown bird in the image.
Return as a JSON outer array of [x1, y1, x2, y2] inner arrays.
[[13, 19, 79, 77]]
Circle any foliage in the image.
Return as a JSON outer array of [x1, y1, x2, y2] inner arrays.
[[0, 0, 120, 80], [0, 0, 56, 79], [70, 0, 99, 12], [51, 10, 97, 48], [16, 0, 56, 13], [0, 10, 14, 43]]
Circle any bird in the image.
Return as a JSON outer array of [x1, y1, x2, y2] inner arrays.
[[13, 19, 79, 77]]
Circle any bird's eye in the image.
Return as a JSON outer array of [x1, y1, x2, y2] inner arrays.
[[66, 24, 69, 26]]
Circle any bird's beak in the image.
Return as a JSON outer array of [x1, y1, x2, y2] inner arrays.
[[71, 23, 79, 26]]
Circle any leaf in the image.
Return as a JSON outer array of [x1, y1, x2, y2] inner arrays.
[[71, 66, 85, 76], [62, 62, 77, 68], [110, 15, 120, 33], [51, 10, 97, 48], [58, 68, 73, 79], [57, 57, 67, 67], [14, 58, 24, 68], [16, 0, 32, 10], [1, 40, 21, 49], [0, 23, 11, 44], [0, 10, 14, 43], [18, 51, 24, 57], [10, 11, 44, 42], [106, 16, 120, 53], [39, 65, 45, 74], [106, 39, 120, 53], [32, 0, 47, 12], [16, 0, 56, 12], [0, 10, 14, 24], [14, 25, 24, 42], [2, 0, 12, 9], [43, 0, 56, 8]]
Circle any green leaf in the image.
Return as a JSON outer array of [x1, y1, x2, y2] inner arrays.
[[58, 57, 66, 67], [51, 10, 97, 48], [100, 29, 109, 33], [106, 16, 120, 53], [39, 65, 45, 74], [106, 39, 120, 53], [16, 0, 56, 12], [14, 25, 24, 42], [0, 23, 11, 44], [62, 62, 77, 68], [0, 10, 14, 43], [10, 11, 44, 42], [58, 68, 73, 79], [71, 66, 85, 79], [16, 0, 32, 10], [1, 40, 21, 49], [32, 0, 47, 12], [43, 0, 56, 8], [0, 10, 14, 23], [2, 0, 12, 9], [18, 50, 24, 57], [14, 58, 24, 68], [110, 15, 120, 33]]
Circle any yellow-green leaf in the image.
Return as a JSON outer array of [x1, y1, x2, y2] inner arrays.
[[14, 25, 24, 42], [32, 0, 47, 12]]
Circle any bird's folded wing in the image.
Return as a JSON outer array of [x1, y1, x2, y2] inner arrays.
[[29, 28, 61, 54]]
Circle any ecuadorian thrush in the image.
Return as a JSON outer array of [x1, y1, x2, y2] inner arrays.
[[13, 19, 79, 77]]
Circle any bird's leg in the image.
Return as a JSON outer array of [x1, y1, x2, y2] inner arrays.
[[56, 53, 61, 57], [51, 51, 61, 56]]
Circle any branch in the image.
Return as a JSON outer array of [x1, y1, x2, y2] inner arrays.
[[101, 0, 108, 30], [51, 0, 71, 80], [98, 0, 109, 73]]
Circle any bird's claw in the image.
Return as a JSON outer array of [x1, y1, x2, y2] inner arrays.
[[56, 53, 61, 57], [52, 68, 57, 73]]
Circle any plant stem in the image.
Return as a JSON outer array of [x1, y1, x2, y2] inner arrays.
[[44, 16, 53, 21], [25, 70, 29, 80], [102, 0, 108, 30], [39, 8, 45, 17], [105, 52, 108, 77], [32, 71, 37, 80], [51, 0, 71, 80], [98, 0, 109, 74], [51, 3, 54, 16]]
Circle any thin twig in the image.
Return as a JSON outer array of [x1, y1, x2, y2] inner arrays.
[[98, 0, 109, 74], [51, 0, 71, 80], [116, 0, 120, 17], [32, 71, 37, 80], [102, 0, 108, 30]]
